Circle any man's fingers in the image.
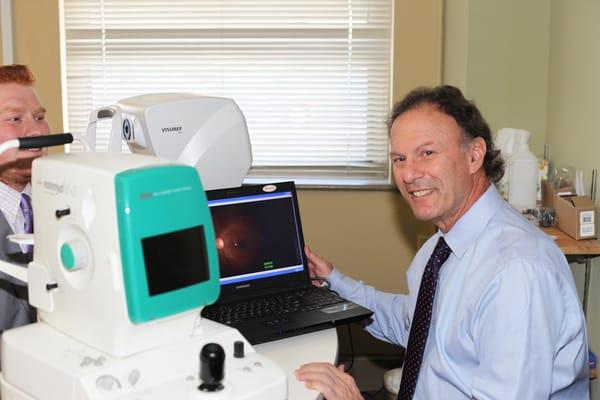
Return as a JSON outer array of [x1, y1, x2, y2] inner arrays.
[[295, 362, 363, 400]]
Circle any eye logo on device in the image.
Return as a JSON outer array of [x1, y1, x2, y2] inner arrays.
[[122, 119, 133, 140]]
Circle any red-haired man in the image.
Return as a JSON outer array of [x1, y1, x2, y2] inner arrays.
[[0, 64, 50, 335]]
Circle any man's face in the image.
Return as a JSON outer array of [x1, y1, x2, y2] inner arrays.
[[0, 82, 50, 190], [390, 105, 485, 232]]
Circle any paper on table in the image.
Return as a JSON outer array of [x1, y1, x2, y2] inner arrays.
[[575, 170, 585, 196]]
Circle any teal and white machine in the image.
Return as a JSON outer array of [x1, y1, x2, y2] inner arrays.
[[0, 151, 286, 398]]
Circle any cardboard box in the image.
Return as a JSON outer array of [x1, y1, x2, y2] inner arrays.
[[541, 179, 575, 208], [554, 195, 597, 240]]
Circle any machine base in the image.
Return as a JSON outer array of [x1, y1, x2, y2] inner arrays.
[[0, 319, 286, 399]]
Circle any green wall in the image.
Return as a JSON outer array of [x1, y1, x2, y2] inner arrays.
[[445, 0, 600, 397], [546, 1, 600, 397], [444, 0, 551, 157]]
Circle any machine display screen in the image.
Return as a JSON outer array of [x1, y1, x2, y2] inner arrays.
[[142, 225, 209, 296]]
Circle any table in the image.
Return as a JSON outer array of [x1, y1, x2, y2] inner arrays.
[[542, 226, 600, 335], [256, 328, 338, 400], [541, 227, 600, 256], [542, 227, 600, 382]]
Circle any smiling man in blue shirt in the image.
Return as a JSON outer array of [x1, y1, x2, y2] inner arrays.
[[295, 86, 589, 399]]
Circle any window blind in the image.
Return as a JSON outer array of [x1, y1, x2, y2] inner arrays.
[[61, 0, 393, 186]]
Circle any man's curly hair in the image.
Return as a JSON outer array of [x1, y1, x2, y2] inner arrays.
[[388, 85, 504, 184]]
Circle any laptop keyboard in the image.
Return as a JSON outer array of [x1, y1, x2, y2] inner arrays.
[[202, 287, 344, 326]]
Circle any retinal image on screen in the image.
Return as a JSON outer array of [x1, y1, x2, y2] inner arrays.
[[210, 198, 301, 279]]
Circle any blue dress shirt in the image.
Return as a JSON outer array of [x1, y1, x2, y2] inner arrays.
[[329, 185, 589, 399]]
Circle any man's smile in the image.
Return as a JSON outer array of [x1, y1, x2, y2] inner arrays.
[[409, 188, 435, 198]]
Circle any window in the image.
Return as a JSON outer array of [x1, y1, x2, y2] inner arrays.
[[61, 0, 393, 186]]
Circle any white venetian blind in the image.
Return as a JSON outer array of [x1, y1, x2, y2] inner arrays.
[[61, 0, 393, 186]]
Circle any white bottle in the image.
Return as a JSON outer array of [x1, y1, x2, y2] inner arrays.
[[508, 130, 538, 211]]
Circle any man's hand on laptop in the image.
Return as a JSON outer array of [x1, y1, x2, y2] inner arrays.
[[305, 245, 334, 286], [295, 362, 363, 400]]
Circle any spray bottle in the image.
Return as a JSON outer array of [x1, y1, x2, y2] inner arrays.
[[507, 130, 538, 211]]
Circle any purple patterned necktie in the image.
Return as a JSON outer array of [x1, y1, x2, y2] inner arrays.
[[20, 193, 33, 253], [398, 237, 452, 400]]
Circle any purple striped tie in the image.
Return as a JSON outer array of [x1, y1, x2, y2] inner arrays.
[[398, 237, 452, 400], [20, 193, 33, 253]]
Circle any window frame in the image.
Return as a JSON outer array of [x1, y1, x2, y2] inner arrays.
[[60, 0, 395, 188]]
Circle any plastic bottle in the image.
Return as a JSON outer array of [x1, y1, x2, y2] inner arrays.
[[508, 130, 538, 211]]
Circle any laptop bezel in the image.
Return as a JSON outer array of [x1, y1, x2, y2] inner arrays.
[[206, 181, 312, 304]]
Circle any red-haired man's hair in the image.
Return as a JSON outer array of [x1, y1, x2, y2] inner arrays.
[[0, 64, 35, 85]]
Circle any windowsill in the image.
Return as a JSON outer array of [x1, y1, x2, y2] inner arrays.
[[243, 176, 397, 191]]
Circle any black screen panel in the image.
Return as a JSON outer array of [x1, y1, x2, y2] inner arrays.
[[142, 225, 209, 296]]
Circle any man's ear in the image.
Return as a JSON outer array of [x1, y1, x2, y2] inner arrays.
[[468, 137, 486, 174]]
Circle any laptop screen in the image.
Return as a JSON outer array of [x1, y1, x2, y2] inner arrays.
[[206, 182, 309, 299]]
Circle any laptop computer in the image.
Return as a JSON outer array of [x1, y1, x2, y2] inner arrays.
[[201, 181, 373, 344]]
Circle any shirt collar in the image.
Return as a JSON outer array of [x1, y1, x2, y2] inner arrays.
[[0, 181, 32, 217], [440, 184, 504, 259]]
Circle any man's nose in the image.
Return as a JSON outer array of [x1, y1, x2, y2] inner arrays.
[[23, 118, 49, 136], [399, 159, 424, 183]]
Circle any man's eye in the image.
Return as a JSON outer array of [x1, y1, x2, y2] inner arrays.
[[35, 115, 45, 121], [392, 156, 405, 163], [423, 150, 434, 156]]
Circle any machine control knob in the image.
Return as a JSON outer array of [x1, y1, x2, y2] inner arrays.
[[95, 375, 121, 392], [60, 240, 89, 271], [234, 341, 245, 358], [199, 343, 225, 392], [55, 208, 71, 218]]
